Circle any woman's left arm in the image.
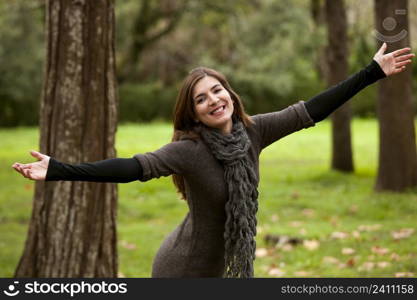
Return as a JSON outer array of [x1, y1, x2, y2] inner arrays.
[[305, 43, 414, 122]]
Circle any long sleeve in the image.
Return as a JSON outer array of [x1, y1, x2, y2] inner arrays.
[[45, 157, 143, 183], [134, 139, 197, 182], [304, 59, 386, 122], [251, 101, 315, 149]]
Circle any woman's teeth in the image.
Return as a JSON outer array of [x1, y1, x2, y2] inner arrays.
[[211, 106, 224, 115]]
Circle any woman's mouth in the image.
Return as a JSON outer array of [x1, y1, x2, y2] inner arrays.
[[210, 105, 226, 116]]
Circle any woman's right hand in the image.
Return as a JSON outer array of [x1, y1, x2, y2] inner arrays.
[[12, 151, 50, 181]]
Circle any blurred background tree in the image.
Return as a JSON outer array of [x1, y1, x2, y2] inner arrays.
[[0, 1, 44, 126], [0, 0, 416, 126]]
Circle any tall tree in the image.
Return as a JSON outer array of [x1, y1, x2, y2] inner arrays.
[[325, 0, 353, 172], [15, 0, 119, 277], [118, 0, 189, 83], [310, 0, 327, 81], [374, 0, 417, 191]]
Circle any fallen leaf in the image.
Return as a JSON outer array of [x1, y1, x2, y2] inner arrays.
[[281, 244, 293, 252], [299, 228, 307, 235], [268, 268, 285, 277], [303, 239, 319, 251], [289, 221, 303, 228], [117, 272, 125, 278], [390, 253, 401, 261], [342, 248, 355, 255], [257, 226, 264, 234], [291, 191, 300, 199], [346, 258, 355, 267], [302, 209, 315, 218], [270, 214, 279, 222], [395, 272, 415, 278], [322, 256, 340, 265], [348, 204, 358, 214], [294, 271, 310, 276], [338, 263, 347, 269], [255, 248, 268, 258], [351, 230, 361, 239], [376, 261, 391, 269], [358, 224, 382, 232], [331, 231, 349, 239], [24, 184, 33, 191], [391, 228, 414, 240], [120, 240, 137, 250], [358, 262, 374, 271], [330, 216, 339, 227], [371, 246, 390, 256]]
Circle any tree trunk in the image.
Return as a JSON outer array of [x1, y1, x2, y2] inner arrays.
[[325, 0, 354, 172], [15, 0, 119, 277], [310, 0, 328, 80], [374, 0, 417, 191]]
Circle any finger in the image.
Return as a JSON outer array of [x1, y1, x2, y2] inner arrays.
[[395, 53, 415, 62], [13, 165, 23, 175], [393, 66, 407, 75], [19, 164, 32, 170], [23, 169, 32, 179], [377, 42, 387, 55], [30, 150, 45, 161], [395, 60, 412, 68], [392, 47, 411, 57]]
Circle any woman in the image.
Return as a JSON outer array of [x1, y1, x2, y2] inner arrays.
[[12, 43, 414, 278]]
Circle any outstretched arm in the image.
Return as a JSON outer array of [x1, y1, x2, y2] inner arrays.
[[305, 43, 414, 122], [12, 150, 143, 183]]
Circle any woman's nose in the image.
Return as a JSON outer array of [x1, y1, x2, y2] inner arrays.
[[208, 93, 219, 105]]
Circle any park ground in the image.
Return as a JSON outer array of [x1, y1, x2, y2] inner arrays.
[[0, 119, 416, 277]]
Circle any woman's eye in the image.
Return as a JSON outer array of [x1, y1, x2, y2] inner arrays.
[[196, 98, 204, 104], [214, 89, 222, 94]]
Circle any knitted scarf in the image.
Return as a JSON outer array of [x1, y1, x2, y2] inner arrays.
[[198, 120, 259, 278]]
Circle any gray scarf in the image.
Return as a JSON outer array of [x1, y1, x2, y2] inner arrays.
[[199, 120, 259, 278]]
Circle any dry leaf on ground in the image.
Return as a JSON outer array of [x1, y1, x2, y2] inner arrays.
[[351, 230, 361, 239], [294, 271, 310, 276], [358, 224, 382, 232], [270, 214, 279, 222], [120, 240, 137, 250], [395, 272, 415, 278], [255, 248, 268, 258], [303, 239, 320, 251], [302, 209, 315, 218], [376, 261, 391, 269], [390, 253, 401, 261], [391, 228, 414, 240], [331, 231, 349, 239], [290, 221, 303, 228], [371, 246, 390, 256], [342, 248, 356, 255], [358, 262, 375, 271], [268, 268, 285, 277], [322, 256, 340, 265]]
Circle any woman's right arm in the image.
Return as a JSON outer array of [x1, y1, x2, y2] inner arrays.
[[12, 150, 143, 183]]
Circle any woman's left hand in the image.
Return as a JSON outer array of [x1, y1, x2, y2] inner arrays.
[[373, 42, 415, 76]]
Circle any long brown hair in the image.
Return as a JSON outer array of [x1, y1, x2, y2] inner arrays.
[[171, 67, 253, 200]]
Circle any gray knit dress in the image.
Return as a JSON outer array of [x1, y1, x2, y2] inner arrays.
[[134, 101, 315, 277]]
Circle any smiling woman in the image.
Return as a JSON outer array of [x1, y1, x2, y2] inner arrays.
[[192, 76, 235, 134], [12, 43, 414, 278]]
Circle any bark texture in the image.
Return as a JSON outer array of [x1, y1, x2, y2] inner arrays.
[[374, 0, 417, 191], [15, 0, 119, 277], [325, 0, 354, 172]]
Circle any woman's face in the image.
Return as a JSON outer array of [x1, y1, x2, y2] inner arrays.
[[192, 76, 234, 134]]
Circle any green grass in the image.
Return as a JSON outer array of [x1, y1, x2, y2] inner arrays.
[[0, 120, 416, 278]]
